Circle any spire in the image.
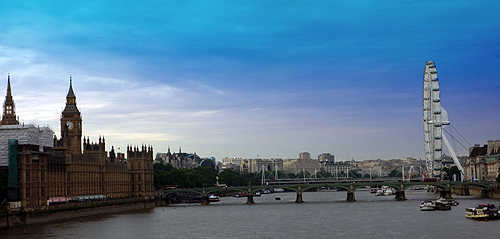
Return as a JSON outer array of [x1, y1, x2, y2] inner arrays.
[[62, 75, 79, 114], [67, 75, 75, 99], [1, 74, 19, 125], [6, 74, 12, 99]]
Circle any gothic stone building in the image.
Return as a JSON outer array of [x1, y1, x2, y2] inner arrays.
[[1, 76, 154, 209]]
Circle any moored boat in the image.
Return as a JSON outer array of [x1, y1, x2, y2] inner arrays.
[[436, 197, 459, 206], [466, 204, 500, 220], [208, 195, 220, 202], [420, 200, 436, 211], [375, 189, 385, 196], [434, 201, 451, 210], [233, 192, 246, 198]]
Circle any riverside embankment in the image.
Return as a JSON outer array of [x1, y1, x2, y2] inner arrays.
[[1, 197, 155, 229]]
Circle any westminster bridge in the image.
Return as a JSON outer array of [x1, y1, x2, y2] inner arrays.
[[161, 180, 493, 205]]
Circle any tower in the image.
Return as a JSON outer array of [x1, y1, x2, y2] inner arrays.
[[1, 75, 19, 125], [61, 76, 82, 154]]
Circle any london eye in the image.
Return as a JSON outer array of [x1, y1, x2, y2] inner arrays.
[[422, 61, 464, 180]]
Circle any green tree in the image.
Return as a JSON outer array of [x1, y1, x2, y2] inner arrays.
[[349, 170, 362, 178], [450, 166, 461, 181], [388, 169, 402, 177], [154, 162, 173, 171]]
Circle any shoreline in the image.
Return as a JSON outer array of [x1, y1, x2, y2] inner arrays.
[[1, 197, 155, 229]]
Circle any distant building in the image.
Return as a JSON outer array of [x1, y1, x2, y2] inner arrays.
[[324, 161, 351, 176], [299, 152, 311, 160], [156, 148, 216, 169], [464, 140, 500, 181], [283, 152, 320, 174], [318, 153, 334, 163], [248, 158, 283, 173]]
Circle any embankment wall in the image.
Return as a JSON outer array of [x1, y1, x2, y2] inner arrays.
[[1, 197, 155, 229]]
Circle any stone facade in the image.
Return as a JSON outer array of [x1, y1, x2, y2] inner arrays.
[[2, 76, 154, 209], [464, 140, 500, 182]]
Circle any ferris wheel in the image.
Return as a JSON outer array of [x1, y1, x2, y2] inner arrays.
[[422, 61, 464, 180], [422, 61, 447, 178]]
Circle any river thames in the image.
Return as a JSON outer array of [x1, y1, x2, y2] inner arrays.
[[1, 189, 499, 239]]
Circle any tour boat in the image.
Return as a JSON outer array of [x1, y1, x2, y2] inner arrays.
[[420, 200, 436, 211], [466, 204, 500, 220], [208, 195, 220, 202]]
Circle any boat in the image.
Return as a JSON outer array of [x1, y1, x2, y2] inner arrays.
[[466, 204, 500, 220], [434, 201, 451, 210], [375, 189, 385, 196], [436, 197, 459, 206], [272, 188, 284, 193], [420, 200, 436, 211], [233, 192, 246, 198], [370, 188, 378, 194], [208, 195, 220, 202], [275, 196, 281, 200], [384, 188, 394, 196]]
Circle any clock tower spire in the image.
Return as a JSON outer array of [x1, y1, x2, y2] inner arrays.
[[61, 75, 82, 154]]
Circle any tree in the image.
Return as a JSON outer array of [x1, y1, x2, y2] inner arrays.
[[450, 166, 461, 181], [349, 170, 362, 178], [388, 169, 402, 177], [154, 162, 173, 171]]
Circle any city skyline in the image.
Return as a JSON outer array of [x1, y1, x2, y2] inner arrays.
[[0, 1, 499, 161]]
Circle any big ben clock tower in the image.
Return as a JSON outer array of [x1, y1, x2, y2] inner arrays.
[[61, 76, 82, 155]]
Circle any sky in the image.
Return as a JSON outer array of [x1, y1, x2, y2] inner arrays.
[[0, 1, 499, 162]]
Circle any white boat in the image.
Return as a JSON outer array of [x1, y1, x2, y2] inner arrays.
[[420, 200, 436, 211], [375, 189, 385, 196], [384, 188, 393, 196], [272, 188, 284, 193], [436, 197, 459, 206], [208, 195, 220, 202]]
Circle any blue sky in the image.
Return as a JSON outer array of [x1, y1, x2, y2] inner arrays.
[[0, 1, 499, 161]]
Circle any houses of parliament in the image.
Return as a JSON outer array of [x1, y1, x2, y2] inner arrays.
[[0, 75, 154, 209]]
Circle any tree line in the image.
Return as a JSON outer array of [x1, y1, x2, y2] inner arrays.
[[154, 163, 473, 189]]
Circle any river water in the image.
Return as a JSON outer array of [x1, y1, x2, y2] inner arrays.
[[2, 189, 499, 239]]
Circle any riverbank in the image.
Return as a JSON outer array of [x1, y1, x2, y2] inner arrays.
[[1, 197, 155, 229], [452, 185, 500, 199]]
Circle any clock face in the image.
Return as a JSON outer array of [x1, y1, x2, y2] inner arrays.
[[66, 121, 73, 130]]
